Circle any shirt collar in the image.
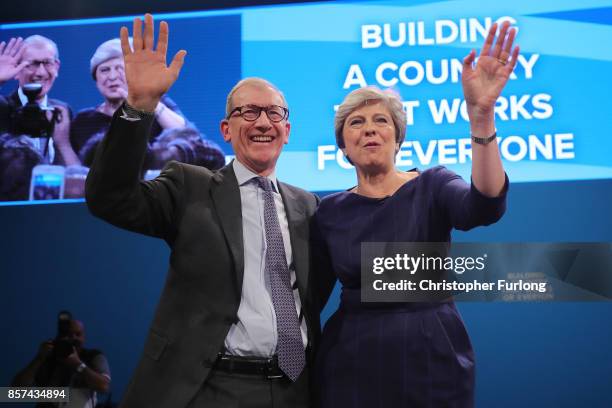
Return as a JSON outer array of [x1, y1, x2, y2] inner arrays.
[[232, 159, 280, 193], [18, 87, 49, 108]]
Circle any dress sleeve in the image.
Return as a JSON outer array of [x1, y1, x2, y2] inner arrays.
[[433, 166, 509, 231]]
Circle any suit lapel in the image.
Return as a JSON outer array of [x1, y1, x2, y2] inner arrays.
[[211, 164, 244, 296], [278, 183, 309, 301]]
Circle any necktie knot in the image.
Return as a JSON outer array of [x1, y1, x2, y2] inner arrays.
[[255, 176, 274, 193]]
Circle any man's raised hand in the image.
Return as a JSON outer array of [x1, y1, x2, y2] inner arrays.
[[120, 14, 187, 112], [0, 38, 28, 84]]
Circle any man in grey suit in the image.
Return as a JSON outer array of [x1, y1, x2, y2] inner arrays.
[[86, 14, 322, 408]]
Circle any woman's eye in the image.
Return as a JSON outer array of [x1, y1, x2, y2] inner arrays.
[[349, 118, 363, 126], [375, 117, 388, 123]]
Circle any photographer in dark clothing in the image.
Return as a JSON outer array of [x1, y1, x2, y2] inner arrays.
[[12, 315, 111, 408]]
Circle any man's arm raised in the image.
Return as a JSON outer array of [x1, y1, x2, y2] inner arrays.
[[85, 14, 188, 239]]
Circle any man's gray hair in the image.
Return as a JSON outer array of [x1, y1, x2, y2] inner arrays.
[[334, 86, 407, 149], [225, 77, 288, 118], [22, 35, 59, 61]]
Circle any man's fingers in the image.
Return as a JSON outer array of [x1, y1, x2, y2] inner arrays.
[[144, 13, 154, 50], [157, 21, 169, 58], [169, 50, 187, 77], [4, 38, 15, 55], [15, 60, 29, 74], [133, 17, 143, 50], [13, 41, 25, 61], [10, 37, 23, 57], [120, 27, 132, 56]]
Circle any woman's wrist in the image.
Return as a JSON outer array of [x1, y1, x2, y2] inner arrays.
[[469, 119, 496, 138], [468, 107, 495, 136], [466, 102, 495, 122]]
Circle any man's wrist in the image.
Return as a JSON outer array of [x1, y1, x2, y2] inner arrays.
[[126, 95, 158, 113], [122, 101, 155, 120]]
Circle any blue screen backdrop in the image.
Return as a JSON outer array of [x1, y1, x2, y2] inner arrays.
[[1, 1, 611, 406]]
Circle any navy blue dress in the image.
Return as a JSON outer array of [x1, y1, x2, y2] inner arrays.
[[313, 166, 508, 408]]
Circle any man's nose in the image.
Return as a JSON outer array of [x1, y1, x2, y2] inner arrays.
[[254, 111, 273, 132], [34, 63, 47, 76]]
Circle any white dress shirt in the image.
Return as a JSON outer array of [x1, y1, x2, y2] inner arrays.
[[223, 159, 308, 356]]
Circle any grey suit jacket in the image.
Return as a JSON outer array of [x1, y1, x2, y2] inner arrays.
[[85, 109, 320, 407]]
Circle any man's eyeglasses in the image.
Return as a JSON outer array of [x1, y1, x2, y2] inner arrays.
[[24, 59, 58, 72], [227, 105, 289, 122]]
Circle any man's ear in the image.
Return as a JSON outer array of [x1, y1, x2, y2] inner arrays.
[[220, 120, 231, 143], [283, 121, 291, 145]]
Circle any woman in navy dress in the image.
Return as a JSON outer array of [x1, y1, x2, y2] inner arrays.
[[314, 21, 519, 407]]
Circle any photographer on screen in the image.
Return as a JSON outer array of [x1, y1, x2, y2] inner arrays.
[[0, 36, 79, 166], [11, 312, 111, 408]]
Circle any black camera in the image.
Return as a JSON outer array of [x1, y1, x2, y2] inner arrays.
[[53, 310, 78, 360], [9, 83, 62, 138]]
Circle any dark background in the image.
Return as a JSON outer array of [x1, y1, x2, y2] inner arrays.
[[0, 0, 327, 23], [1, 1, 611, 407]]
